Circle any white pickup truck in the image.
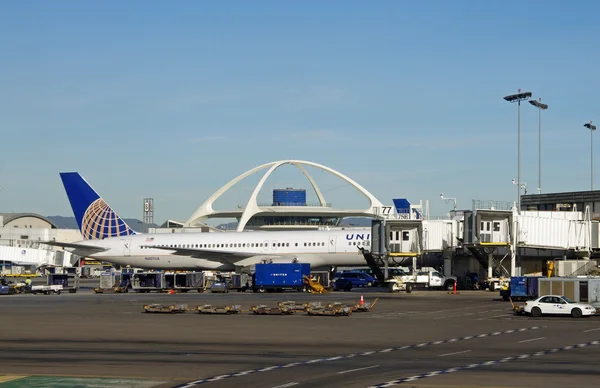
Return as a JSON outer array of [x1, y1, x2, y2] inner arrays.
[[386, 270, 457, 293]]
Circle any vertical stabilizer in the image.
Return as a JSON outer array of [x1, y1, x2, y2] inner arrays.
[[59, 172, 137, 240]]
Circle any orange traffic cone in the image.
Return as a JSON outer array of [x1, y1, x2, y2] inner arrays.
[[360, 295, 364, 305], [169, 289, 176, 294]]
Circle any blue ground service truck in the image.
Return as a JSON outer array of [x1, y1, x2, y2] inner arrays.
[[252, 263, 310, 293]]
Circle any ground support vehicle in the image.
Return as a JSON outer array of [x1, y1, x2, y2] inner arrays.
[[306, 302, 353, 316], [143, 304, 188, 313], [196, 304, 242, 314], [303, 275, 328, 293], [277, 300, 309, 312], [251, 304, 295, 315], [31, 285, 63, 295], [500, 276, 541, 301], [93, 285, 128, 294], [253, 263, 310, 293], [385, 276, 410, 293], [406, 270, 457, 291]]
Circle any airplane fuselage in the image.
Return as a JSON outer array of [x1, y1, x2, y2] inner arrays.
[[83, 228, 373, 270]]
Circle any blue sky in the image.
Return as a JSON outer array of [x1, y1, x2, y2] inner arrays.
[[1, 0, 599, 224]]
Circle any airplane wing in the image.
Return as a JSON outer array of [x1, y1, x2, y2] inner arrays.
[[41, 241, 109, 256], [141, 245, 280, 265]]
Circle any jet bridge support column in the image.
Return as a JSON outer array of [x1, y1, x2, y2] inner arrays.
[[488, 253, 494, 279], [443, 251, 452, 278]]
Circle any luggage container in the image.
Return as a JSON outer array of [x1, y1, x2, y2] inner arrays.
[[164, 272, 204, 293], [229, 273, 252, 292], [47, 273, 79, 293], [132, 272, 165, 293]]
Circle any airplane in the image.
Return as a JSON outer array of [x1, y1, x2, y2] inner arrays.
[[44, 172, 374, 271]]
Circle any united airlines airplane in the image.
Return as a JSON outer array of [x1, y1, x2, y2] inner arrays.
[[44, 173, 373, 271]]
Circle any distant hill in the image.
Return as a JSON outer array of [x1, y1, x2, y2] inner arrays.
[[46, 216, 158, 231]]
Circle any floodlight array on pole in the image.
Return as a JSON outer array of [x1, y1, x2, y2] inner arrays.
[[503, 90, 532, 210], [529, 98, 548, 194], [585, 122, 597, 191]]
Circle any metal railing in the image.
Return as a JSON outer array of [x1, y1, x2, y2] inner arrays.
[[472, 199, 515, 211]]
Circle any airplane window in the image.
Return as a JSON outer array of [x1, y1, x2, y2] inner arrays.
[[349, 242, 352, 246], [304, 243, 307, 247], [295, 243, 298, 247], [273, 243, 276, 247], [251, 243, 254, 247], [286, 243, 289, 247]]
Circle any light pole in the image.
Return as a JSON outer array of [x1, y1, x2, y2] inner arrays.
[[529, 98, 548, 194], [512, 179, 528, 195], [440, 193, 457, 211], [585, 121, 597, 191], [504, 90, 532, 211]]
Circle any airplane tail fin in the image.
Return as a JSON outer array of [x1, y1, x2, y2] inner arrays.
[[59, 172, 137, 240]]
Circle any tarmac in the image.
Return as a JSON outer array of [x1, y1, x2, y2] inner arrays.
[[1, 285, 599, 388]]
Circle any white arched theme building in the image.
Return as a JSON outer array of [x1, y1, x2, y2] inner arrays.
[[184, 160, 386, 231]]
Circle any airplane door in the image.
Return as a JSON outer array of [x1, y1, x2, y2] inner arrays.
[[328, 236, 337, 253], [123, 239, 131, 257]]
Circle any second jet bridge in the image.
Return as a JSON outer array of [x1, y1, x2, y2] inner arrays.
[[462, 209, 513, 277]]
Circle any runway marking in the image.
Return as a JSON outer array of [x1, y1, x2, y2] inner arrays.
[[272, 383, 298, 388], [439, 350, 471, 357], [478, 314, 511, 320], [172, 325, 545, 387], [584, 328, 600, 333], [518, 337, 545, 343], [338, 365, 380, 374], [367, 340, 600, 387]]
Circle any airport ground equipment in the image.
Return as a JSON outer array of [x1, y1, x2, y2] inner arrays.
[[143, 303, 188, 313], [94, 283, 129, 294], [132, 272, 165, 293], [278, 300, 309, 312], [31, 285, 63, 295], [228, 273, 252, 292], [252, 263, 310, 293], [303, 275, 328, 293], [0, 284, 15, 295], [310, 270, 331, 289], [509, 297, 526, 315], [47, 273, 79, 293], [500, 276, 541, 301], [197, 304, 242, 314], [385, 276, 410, 293], [164, 272, 204, 293], [306, 301, 353, 316], [251, 304, 295, 315]]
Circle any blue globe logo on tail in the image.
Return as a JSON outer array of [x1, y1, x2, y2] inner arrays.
[[81, 198, 136, 240], [60, 172, 137, 240]]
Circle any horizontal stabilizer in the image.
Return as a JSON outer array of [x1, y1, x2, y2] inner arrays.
[[41, 241, 109, 256]]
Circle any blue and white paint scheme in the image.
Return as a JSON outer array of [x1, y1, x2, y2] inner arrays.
[[45, 173, 372, 271], [60, 172, 136, 240]]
